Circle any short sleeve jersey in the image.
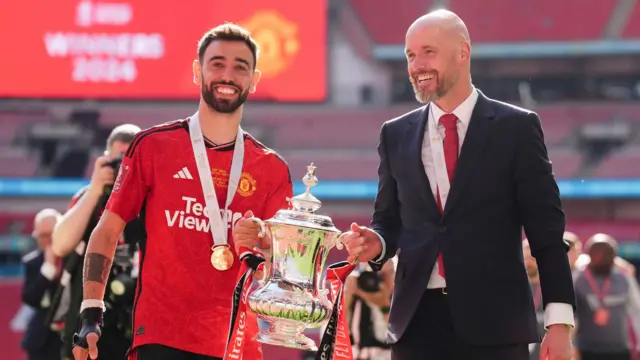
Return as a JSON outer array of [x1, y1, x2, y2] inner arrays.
[[106, 119, 293, 357]]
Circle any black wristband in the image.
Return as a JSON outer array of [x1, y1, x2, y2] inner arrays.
[[72, 307, 103, 349], [80, 307, 104, 325]]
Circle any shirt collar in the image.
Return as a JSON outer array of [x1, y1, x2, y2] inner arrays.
[[430, 87, 479, 127]]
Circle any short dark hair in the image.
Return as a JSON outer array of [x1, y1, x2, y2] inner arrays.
[[106, 124, 140, 150], [197, 23, 259, 69]]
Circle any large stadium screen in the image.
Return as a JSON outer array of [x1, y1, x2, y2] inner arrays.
[[0, 0, 327, 101]]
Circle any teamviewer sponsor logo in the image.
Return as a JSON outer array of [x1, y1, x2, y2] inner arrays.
[[165, 196, 243, 232]]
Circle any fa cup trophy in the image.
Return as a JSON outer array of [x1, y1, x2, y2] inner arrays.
[[246, 163, 350, 352]]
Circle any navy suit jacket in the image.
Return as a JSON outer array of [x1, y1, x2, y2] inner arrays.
[[369, 91, 576, 346], [21, 250, 62, 355]]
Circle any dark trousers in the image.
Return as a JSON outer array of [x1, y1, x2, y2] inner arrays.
[[580, 351, 631, 360], [391, 289, 529, 360], [133, 344, 221, 360]]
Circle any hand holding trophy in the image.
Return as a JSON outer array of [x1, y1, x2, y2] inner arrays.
[[224, 163, 357, 360]]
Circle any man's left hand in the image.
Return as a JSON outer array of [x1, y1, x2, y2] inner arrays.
[[539, 324, 573, 360]]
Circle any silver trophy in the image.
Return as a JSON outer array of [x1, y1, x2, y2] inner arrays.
[[247, 163, 343, 351]]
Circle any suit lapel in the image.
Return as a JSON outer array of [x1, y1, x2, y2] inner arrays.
[[443, 91, 495, 217], [406, 105, 440, 215]]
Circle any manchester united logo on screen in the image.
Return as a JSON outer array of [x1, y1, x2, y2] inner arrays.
[[240, 10, 300, 79]]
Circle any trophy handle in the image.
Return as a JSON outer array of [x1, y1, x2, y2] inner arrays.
[[247, 217, 267, 238], [335, 231, 345, 250]]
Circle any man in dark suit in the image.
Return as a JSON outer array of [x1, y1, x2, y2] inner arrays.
[[21, 209, 63, 360], [341, 10, 575, 360]]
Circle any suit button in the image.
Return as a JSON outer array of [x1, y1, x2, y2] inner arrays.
[[439, 226, 447, 233]]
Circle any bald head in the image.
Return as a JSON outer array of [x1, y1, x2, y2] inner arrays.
[[407, 10, 470, 44], [33, 208, 60, 249], [404, 10, 472, 106]]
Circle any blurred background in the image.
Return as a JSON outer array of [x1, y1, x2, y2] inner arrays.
[[2, 0, 640, 358]]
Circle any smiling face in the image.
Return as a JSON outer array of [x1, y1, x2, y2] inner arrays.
[[404, 14, 470, 104], [194, 36, 261, 114]]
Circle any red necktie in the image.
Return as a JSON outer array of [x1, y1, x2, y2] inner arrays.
[[436, 113, 459, 278]]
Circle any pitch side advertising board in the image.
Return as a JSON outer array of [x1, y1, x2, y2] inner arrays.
[[0, 0, 327, 101]]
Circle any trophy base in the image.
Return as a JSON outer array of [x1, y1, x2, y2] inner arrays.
[[255, 321, 318, 351]]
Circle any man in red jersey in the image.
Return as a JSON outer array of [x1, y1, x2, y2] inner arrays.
[[72, 23, 293, 360]]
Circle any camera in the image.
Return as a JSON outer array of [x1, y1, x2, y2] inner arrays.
[[102, 154, 123, 196], [104, 244, 137, 337]]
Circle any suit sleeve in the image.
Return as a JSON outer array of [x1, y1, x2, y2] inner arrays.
[[369, 123, 402, 270], [106, 136, 151, 222], [515, 112, 576, 313], [262, 159, 293, 219], [21, 259, 54, 309]]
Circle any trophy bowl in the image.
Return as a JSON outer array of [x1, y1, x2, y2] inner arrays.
[[247, 163, 343, 351]]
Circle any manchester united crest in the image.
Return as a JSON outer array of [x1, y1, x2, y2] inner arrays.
[[239, 10, 300, 78], [237, 172, 257, 197]]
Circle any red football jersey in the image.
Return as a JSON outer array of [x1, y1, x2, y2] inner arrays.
[[106, 119, 293, 357]]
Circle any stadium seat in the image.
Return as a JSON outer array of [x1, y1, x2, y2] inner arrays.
[[347, 0, 434, 44], [448, 0, 615, 42], [593, 146, 640, 178], [0, 148, 38, 177], [548, 147, 582, 178], [622, 2, 640, 38], [283, 149, 379, 180]]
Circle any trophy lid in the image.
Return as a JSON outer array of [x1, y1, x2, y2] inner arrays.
[[267, 163, 339, 234]]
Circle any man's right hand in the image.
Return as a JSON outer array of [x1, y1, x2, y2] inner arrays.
[[88, 155, 115, 195], [340, 223, 383, 263], [72, 308, 102, 360]]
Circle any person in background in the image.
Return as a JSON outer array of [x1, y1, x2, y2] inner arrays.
[[573, 233, 640, 360], [21, 208, 63, 360], [574, 232, 635, 276], [51, 124, 141, 360], [563, 231, 582, 271], [344, 261, 395, 360]]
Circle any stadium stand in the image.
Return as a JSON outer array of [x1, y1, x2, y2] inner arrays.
[[448, 0, 616, 42]]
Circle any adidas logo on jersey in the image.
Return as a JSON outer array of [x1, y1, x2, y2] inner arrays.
[[173, 167, 193, 180], [165, 196, 243, 233]]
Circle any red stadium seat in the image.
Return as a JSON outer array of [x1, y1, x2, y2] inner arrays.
[[548, 147, 582, 178], [593, 146, 640, 178], [622, 2, 640, 38], [447, 0, 615, 42], [347, 0, 434, 44]]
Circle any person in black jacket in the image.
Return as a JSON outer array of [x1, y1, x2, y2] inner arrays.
[[21, 208, 63, 360]]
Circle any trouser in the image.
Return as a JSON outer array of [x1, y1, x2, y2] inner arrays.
[[130, 344, 222, 360], [390, 288, 529, 360]]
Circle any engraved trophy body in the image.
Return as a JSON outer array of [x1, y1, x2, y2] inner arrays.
[[247, 164, 343, 351]]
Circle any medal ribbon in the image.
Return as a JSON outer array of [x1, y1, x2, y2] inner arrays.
[[584, 268, 611, 306], [224, 248, 265, 360], [315, 261, 357, 360], [189, 111, 244, 249]]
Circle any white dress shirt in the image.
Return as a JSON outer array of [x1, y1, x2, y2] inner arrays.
[[375, 88, 574, 328]]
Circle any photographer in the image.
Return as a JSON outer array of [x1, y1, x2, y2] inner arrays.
[[51, 124, 141, 360], [344, 260, 395, 360]]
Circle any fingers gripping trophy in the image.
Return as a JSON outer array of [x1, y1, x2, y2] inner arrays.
[[225, 164, 357, 360]]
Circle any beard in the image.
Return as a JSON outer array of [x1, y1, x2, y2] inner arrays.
[[201, 79, 250, 114], [410, 60, 459, 104]]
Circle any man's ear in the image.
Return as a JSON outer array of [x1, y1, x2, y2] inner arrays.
[[249, 69, 262, 94], [193, 59, 202, 85]]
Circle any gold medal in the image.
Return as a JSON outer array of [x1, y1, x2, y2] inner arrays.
[[211, 245, 234, 271]]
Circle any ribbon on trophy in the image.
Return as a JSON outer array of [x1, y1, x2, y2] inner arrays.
[[315, 261, 357, 360], [224, 248, 265, 360]]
